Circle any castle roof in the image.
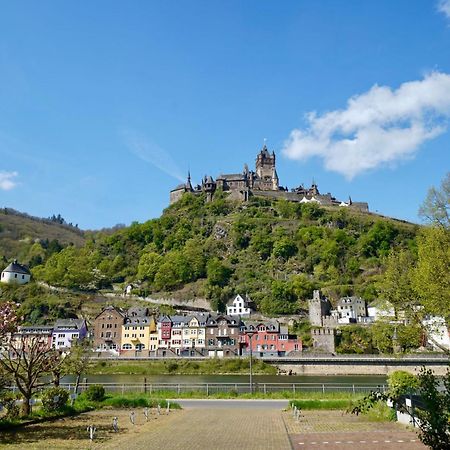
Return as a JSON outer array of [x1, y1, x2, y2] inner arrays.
[[259, 144, 271, 158], [2, 260, 30, 275], [217, 173, 246, 181]]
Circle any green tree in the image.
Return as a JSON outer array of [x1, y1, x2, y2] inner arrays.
[[382, 248, 417, 316], [418, 172, 449, 229], [137, 252, 163, 282], [371, 321, 394, 354], [207, 258, 232, 288], [387, 370, 418, 399], [412, 226, 450, 320], [336, 326, 373, 354], [272, 238, 297, 260], [416, 368, 450, 450]]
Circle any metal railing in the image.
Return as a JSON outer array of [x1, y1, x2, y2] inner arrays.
[[5, 382, 387, 396]]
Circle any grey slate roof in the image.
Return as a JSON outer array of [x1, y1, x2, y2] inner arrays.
[[217, 173, 246, 181], [2, 260, 30, 275], [124, 316, 152, 326], [54, 318, 86, 331], [17, 325, 53, 334]]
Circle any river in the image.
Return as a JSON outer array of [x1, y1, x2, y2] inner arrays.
[[60, 374, 387, 385]]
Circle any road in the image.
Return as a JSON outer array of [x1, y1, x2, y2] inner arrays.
[[172, 399, 290, 409]]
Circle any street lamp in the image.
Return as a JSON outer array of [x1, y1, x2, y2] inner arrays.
[[245, 330, 255, 394]]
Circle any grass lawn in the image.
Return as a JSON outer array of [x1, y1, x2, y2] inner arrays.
[[88, 358, 277, 375]]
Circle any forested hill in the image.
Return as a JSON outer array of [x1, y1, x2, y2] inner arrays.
[[0, 208, 85, 266], [30, 193, 418, 315]]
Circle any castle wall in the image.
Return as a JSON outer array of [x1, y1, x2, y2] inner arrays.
[[170, 189, 186, 205]]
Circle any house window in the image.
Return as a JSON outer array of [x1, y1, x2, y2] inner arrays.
[[122, 344, 132, 350]]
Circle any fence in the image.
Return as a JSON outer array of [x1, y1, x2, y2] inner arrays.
[[8, 382, 386, 396]]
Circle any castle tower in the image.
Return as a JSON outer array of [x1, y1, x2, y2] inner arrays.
[[255, 144, 278, 190], [202, 175, 216, 202], [308, 290, 331, 326]]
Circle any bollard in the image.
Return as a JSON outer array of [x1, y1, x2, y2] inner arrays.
[[157, 404, 161, 415], [144, 407, 149, 421], [87, 425, 96, 441], [130, 411, 136, 426], [112, 417, 119, 433], [166, 401, 170, 414]]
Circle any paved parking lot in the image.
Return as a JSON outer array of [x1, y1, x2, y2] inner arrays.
[[0, 403, 426, 449]]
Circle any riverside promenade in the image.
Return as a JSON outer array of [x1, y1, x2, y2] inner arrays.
[[0, 400, 426, 449]]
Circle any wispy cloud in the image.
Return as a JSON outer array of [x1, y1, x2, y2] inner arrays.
[[282, 72, 450, 179], [437, 0, 450, 20], [122, 129, 185, 182], [0, 171, 18, 190]]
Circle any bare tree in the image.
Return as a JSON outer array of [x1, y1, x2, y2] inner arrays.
[[0, 336, 64, 416], [65, 340, 92, 399]]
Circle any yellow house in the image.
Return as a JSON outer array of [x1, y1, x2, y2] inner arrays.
[[121, 315, 156, 354]]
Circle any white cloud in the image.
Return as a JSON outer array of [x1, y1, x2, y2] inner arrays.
[[282, 72, 450, 179], [438, 0, 450, 20], [122, 129, 185, 183], [0, 171, 18, 190]]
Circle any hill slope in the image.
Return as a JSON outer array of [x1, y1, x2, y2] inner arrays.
[[0, 208, 85, 266], [31, 193, 419, 315]]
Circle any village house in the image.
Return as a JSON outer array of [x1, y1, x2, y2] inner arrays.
[[240, 320, 302, 357], [1, 260, 31, 285], [206, 314, 241, 357], [52, 318, 88, 350], [11, 325, 54, 352], [156, 315, 174, 356], [93, 306, 125, 353], [181, 314, 208, 356], [121, 314, 156, 355], [168, 315, 191, 356], [226, 294, 255, 317], [332, 296, 367, 324]]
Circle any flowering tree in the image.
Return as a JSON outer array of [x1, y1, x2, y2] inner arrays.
[[0, 301, 18, 338]]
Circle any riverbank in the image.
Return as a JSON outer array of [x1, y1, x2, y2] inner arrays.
[[88, 358, 277, 375]]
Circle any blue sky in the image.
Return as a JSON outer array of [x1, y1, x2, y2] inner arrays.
[[0, 0, 449, 229]]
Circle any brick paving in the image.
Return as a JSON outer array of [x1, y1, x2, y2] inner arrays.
[[0, 406, 427, 450], [285, 410, 426, 450], [102, 407, 292, 450]]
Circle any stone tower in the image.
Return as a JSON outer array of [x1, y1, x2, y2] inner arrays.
[[308, 290, 331, 326], [255, 144, 279, 190]]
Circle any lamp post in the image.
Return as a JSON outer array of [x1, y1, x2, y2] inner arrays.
[[246, 330, 255, 394]]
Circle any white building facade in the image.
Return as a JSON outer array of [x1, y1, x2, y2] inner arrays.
[[1, 260, 31, 285], [52, 319, 87, 349], [226, 294, 254, 317]]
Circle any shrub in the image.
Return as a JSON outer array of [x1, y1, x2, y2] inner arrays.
[[85, 384, 105, 402], [388, 371, 418, 399], [41, 387, 69, 412], [0, 393, 20, 419]]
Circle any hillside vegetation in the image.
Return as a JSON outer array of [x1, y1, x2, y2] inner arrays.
[[0, 208, 85, 266], [31, 193, 419, 315]]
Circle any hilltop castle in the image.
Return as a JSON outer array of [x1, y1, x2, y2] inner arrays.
[[169, 144, 368, 211]]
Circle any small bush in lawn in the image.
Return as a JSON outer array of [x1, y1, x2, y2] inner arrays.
[[41, 387, 69, 412], [85, 384, 105, 402], [0, 393, 20, 419]]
